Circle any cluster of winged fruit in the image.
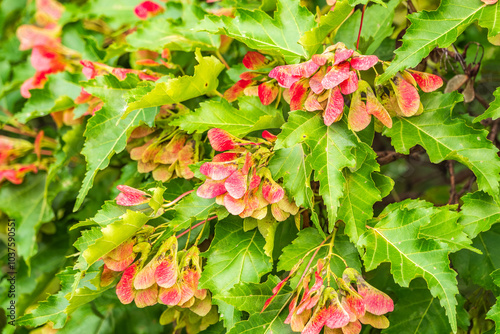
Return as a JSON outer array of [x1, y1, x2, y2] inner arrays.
[[127, 105, 200, 182], [197, 128, 299, 221], [100, 229, 210, 316], [226, 43, 443, 132], [264, 262, 394, 334]]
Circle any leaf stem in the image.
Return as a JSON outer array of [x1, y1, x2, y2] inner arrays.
[[356, 5, 367, 50], [215, 50, 230, 70], [296, 235, 331, 289], [162, 190, 194, 208], [176, 215, 218, 239]]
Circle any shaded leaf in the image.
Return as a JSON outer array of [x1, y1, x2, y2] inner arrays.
[[0, 173, 54, 264], [487, 269, 500, 332], [16, 263, 111, 328], [452, 225, 500, 291], [383, 279, 462, 334]]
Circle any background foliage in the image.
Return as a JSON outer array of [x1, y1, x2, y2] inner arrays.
[[1, 0, 500, 333]]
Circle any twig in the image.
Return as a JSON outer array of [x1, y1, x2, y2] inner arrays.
[[475, 93, 490, 110], [376, 151, 407, 165], [487, 119, 500, 145], [457, 175, 476, 198], [376, 146, 425, 165], [447, 161, 457, 205]]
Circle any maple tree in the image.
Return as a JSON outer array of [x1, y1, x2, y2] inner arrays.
[[1, 0, 500, 333]]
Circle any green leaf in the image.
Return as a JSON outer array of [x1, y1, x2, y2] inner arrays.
[[383, 92, 500, 199], [358, 199, 460, 332], [0, 173, 54, 264], [459, 191, 500, 239], [124, 50, 224, 113], [267, 143, 313, 209], [474, 87, 500, 123], [126, 4, 219, 52], [276, 112, 360, 231], [74, 74, 157, 210], [299, 0, 353, 56], [338, 143, 383, 243], [169, 193, 219, 232], [171, 96, 285, 137], [216, 276, 293, 334], [418, 206, 476, 253], [16, 263, 111, 328], [378, 0, 497, 84], [487, 269, 500, 332], [198, 0, 315, 63], [383, 279, 458, 334], [217, 275, 289, 314], [307, 120, 359, 231], [16, 73, 82, 123], [211, 300, 242, 331], [76, 210, 150, 270], [199, 216, 272, 294]]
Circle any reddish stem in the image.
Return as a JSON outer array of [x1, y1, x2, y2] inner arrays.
[[356, 5, 367, 50], [296, 237, 328, 288], [164, 189, 195, 208], [2, 125, 36, 138], [40, 149, 53, 156], [176, 215, 217, 239]]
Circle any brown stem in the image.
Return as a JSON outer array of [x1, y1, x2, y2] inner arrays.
[[487, 119, 500, 145], [475, 93, 490, 110], [406, 0, 417, 14], [457, 175, 476, 199]]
